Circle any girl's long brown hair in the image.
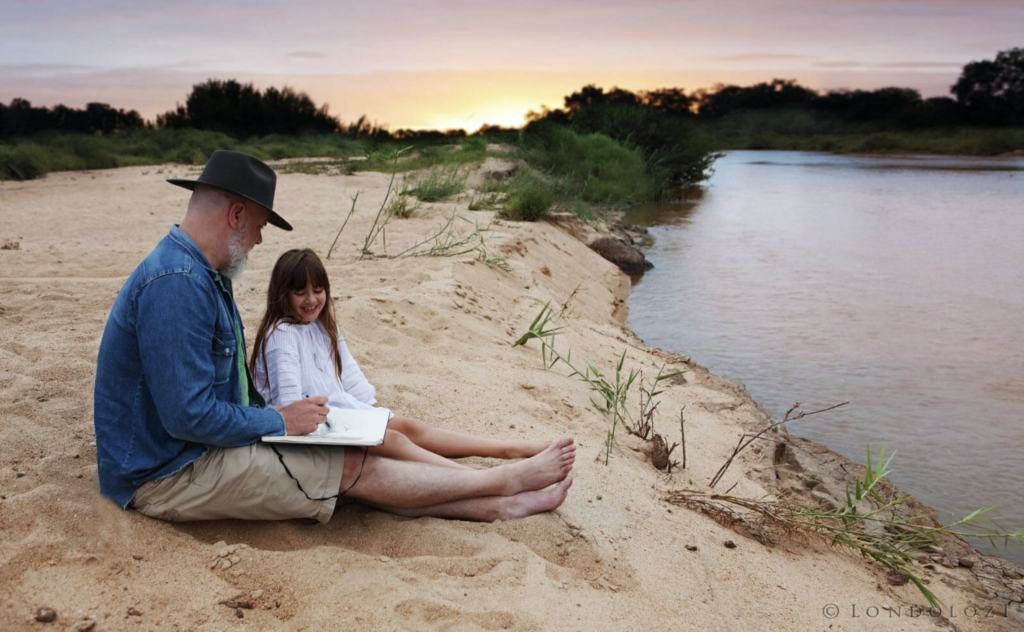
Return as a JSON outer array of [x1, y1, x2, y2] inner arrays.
[[250, 248, 343, 390]]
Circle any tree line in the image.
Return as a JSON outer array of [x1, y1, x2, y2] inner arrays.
[[531, 46, 1024, 128], [1, 47, 1021, 140]]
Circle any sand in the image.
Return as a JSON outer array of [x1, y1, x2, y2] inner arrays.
[[1, 163, 1021, 631]]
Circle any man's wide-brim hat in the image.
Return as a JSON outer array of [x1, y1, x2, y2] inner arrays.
[[167, 150, 292, 231]]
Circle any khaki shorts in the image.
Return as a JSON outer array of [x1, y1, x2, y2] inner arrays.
[[130, 442, 346, 523]]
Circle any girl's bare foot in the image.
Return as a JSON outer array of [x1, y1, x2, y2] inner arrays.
[[502, 436, 575, 495]]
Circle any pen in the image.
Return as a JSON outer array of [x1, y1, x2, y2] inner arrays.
[[305, 394, 331, 430]]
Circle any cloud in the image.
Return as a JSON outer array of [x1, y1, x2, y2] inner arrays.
[[814, 60, 963, 70], [287, 52, 329, 60], [0, 63, 97, 75], [704, 53, 808, 62], [877, 61, 963, 69]]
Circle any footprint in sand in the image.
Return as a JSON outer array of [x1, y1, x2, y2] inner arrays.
[[394, 598, 525, 631]]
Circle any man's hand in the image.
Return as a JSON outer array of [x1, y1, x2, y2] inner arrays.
[[276, 396, 329, 435]]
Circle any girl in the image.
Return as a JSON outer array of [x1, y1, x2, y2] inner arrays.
[[251, 248, 549, 469]]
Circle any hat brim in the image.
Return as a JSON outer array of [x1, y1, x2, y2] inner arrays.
[[168, 178, 293, 231]]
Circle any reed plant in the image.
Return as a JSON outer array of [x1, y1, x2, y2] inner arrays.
[[325, 192, 359, 259], [395, 213, 493, 259], [512, 302, 685, 465], [359, 148, 410, 257], [667, 443, 1024, 607]]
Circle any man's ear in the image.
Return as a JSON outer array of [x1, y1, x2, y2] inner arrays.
[[227, 202, 247, 229]]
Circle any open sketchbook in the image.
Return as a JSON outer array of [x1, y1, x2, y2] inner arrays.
[[262, 407, 390, 447]]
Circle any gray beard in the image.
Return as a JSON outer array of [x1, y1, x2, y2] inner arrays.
[[220, 230, 249, 280]]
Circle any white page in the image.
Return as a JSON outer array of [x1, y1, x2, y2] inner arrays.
[[262, 407, 390, 446]]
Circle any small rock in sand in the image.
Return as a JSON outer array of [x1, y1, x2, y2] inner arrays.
[[959, 554, 979, 568], [16, 471, 26, 478], [724, 540, 737, 549], [34, 607, 57, 622], [72, 620, 96, 632], [685, 545, 698, 552], [127, 607, 142, 616]]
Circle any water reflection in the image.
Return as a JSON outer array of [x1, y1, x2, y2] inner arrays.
[[629, 150, 1024, 564], [621, 187, 705, 227]]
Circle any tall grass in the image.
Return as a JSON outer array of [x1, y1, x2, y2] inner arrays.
[[521, 125, 660, 204], [406, 165, 467, 201], [347, 137, 503, 175], [499, 171, 555, 221], [0, 129, 368, 180]]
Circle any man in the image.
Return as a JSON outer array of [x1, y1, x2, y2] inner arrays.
[[94, 150, 574, 524]]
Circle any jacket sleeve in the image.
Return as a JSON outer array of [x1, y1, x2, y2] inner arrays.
[[337, 332, 378, 406], [135, 272, 285, 445], [261, 325, 304, 407]]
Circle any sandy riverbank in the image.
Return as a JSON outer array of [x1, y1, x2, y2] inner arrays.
[[1, 162, 1020, 631]]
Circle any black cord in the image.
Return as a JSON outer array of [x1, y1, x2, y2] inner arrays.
[[269, 444, 368, 501]]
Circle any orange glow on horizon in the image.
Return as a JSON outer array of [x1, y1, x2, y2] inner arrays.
[[417, 101, 540, 132]]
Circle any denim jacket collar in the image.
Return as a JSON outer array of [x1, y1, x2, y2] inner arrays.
[[167, 225, 215, 274]]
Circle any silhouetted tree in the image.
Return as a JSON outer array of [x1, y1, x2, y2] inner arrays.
[[814, 87, 923, 123], [0, 98, 143, 137], [695, 79, 817, 117], [392, 128, 467, 141], [157, 79, 340, 136], [952, 47, 1024, 125], [639, 88, 696, 115]]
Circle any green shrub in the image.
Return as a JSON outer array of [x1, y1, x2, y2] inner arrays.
[[500, 171, 554, 221], [407, 165, 466, 201], [0, 145, 45, 180], [523, 125, 658, 203]]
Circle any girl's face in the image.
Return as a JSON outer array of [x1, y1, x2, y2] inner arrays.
[[289, 282, 327, 324]]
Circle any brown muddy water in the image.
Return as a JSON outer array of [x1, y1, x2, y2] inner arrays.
[[627, 150, 1024, 564]]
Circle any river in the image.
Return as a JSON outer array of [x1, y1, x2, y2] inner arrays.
[[627, 150, 1024, 564]]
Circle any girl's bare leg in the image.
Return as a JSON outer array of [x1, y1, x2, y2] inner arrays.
[[368, 429, 471, 469], [388, 416, 549, 459]]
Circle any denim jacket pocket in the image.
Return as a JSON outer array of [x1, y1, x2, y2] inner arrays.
[[211, 329, 235, 386]]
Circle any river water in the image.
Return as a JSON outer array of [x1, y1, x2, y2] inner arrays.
[[627, 151, 1024, 564]]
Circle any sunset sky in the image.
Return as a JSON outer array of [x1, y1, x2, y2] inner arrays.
[[1, 0, 1020, 130]]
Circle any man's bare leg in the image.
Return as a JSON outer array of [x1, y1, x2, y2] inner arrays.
[[370, 477, 573, 522], [340, 437, 575, 507]]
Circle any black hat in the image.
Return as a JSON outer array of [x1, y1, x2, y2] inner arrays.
[[168, 150, 292, 231]]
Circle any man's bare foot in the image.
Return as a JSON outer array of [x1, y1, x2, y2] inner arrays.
[[502, 436, 575, 495], [499, 476, 573, 520]]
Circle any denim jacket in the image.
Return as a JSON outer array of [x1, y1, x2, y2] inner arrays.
[[94, 226, 285, 508]]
